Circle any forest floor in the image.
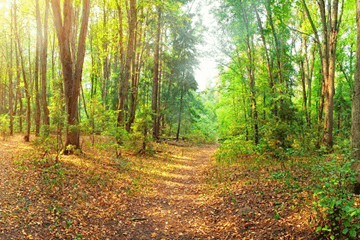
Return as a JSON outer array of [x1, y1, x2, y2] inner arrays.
[[0, 135, 316, 239]]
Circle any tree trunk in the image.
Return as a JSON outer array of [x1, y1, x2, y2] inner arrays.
[[8, 5, 14, 135], [152, 7, 161, 140], [127, 9, 143, 133], [117, 0, 136, 133], [35, 0, 42, 136], [351, 0, 360, 161], [254, 5, 276, 118], [41, 0, 50, 127], [240, 0, 258, 145], [14, 2, 31, 141], [303, 0, 343, 149], [307, 44, 316, 127], [300, 60, 309, 124], [323, 0, 341, 148], [51, 0, 90, 152], [176, 88, 183, 141]]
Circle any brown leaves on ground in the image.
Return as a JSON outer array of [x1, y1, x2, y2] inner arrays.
[[0, 135, 316, 239]]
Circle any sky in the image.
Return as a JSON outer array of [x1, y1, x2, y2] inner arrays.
[[186, 0, 221, 92]]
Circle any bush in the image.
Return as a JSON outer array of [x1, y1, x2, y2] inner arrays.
[[0, 114, 10, 140], [215, 136, 253, 163], [313, 159, 360, 239]]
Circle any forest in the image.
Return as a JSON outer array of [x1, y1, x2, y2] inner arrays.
[[0, 0, 360, 239]]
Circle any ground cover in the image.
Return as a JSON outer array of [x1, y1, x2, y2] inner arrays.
[[2, 135, 356, 239]]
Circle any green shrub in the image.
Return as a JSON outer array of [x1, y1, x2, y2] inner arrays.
[[0, 114, 10, 140], [313, 159, 360, 239], [215, 136, 253, 163]]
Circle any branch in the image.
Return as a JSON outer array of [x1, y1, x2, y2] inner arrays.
[[280, 20, 318, 42]]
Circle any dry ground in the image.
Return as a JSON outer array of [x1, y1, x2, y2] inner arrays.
[[0, 135, 315, 239]]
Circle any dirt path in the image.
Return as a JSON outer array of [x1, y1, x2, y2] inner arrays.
[[118, 145, 223, 239], [0, 137, 315, 239], [0, 135, 27, 201]]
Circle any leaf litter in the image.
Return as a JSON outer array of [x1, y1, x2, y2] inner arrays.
[[0, 135, 316, 239]]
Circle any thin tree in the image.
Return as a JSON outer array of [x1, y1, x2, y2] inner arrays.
[[8, 5, 14, 135], [240, 0, 258, 145], [35, 0, 42, 136], [152, 7, 161, 140], [14, 1, 31, 141], [41, 0, 50, 127]]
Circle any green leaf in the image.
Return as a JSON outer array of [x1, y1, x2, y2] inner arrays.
[[350, 229, 356, 238], [342, 228, 349, 235]]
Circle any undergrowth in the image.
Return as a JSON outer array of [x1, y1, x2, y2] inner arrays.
[[213, 142, 360, 239]]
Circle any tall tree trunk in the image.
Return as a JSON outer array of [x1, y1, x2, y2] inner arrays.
[[176, 88, 184, 141], [351, 0, 360, 161], [152, 7, 161, 140], [266, 1, 283, 85], [101, 2, 110, 105], [14, 2, 31, 141], [8, 5, 14, 135], [117, 0, 136, 133], [303, 0, 343, 148], [127, 10, 143, 133], [35, 0, 42, 136], [116, 0, 125, 79], [300, 59, 309, 124], [51, 0, 91, 152], [351, 0, 360, 189], [323, 0, 341, 148], [41, 0, 50, 127], [157, 46, 162, 137], [307, 43, 316, 127], [240, 0, 258, 145], [254, 5, 276, 118]]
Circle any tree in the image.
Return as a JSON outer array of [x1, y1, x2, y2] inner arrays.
[[41, 0, 50, 128], [117, 0, 136, 135], [35, 0, 42, 136], [14, 0, 31, 142], [351, 0, 360, 163], [152, 7, 161, 140], [302, 0, 345, 148], [8, 4, 14, 136], [239, 0, 258, 145], [51, 0, 90, 152]]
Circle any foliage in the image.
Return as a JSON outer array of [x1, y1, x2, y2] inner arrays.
[[0, 114, 10, 140], [129, 108, 153, 155], [80, 96, 119, 137], [313, 159, 360, 239], [215, 136, 253, 163]]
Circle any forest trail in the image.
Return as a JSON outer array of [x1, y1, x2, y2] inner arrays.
[[0, 136, 315, 239], [0, 135, 31, 202], [121, 144, 221, 239]]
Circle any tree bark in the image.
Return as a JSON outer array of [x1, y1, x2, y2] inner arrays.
[[41, 0, 50, 127], [303, 0, 343, 148], [176, 88, 183, 141], [14, 1, 31, 141], [127, 12, 143, 133], [117, 0, 136, 133], [152, 7, 161, 140], [51, 0, 90, 152], [35, 0, 42, 136], [351, 0, 360, 161], [240, 0, 258, 145], [253, 5, 276, 118], [8, 5, 14, 135]]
